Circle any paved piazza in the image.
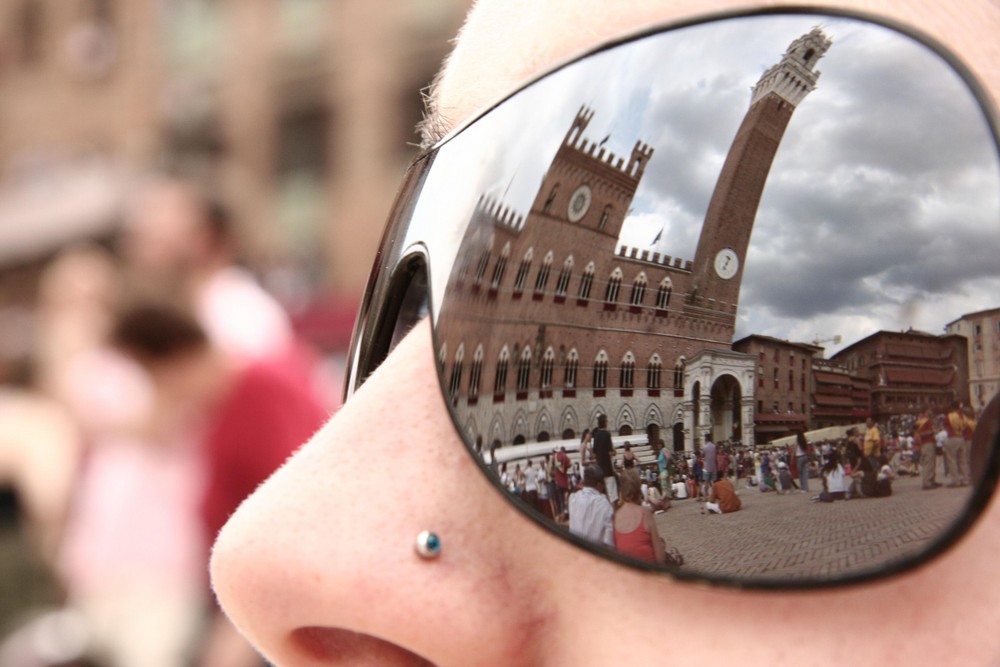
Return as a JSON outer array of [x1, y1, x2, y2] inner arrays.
[[655, 475, 974, 583]]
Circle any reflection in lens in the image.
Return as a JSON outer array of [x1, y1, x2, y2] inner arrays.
[[428, 14, 1000, 585]]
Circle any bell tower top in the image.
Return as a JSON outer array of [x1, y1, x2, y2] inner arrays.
[[750, 27, 832, 107]]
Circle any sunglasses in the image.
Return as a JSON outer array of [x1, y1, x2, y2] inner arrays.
[[345, 7, 1000, 589]]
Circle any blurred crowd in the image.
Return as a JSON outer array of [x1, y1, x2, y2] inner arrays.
[[0, 175, 339, 667]]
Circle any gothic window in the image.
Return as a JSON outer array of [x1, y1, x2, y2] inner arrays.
[[474, 239, 493, 284], [490, 242, 510, 290], [554, 256, 574, 298], [629, 272, 647, 308], [564, 348, 579, 388], [469, 345, 484, 400], [647, 354, 662, 389], [493, 346, 510, 398], [449, 344, 465, 398], [604, 267, 623, 307], [540, 347, 555, 390], [673, 357, 685, 392], [533, 251, 554, 298], [655, 277, 673, 312], [577, 262, 596, 302], [620, 352, 636, 389], [593, 350, 609, 390], [516, 346, 532, 397], [513, 247, 533, 295]]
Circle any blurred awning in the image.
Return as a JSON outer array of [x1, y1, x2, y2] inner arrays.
[[0, 158, 129, 268]]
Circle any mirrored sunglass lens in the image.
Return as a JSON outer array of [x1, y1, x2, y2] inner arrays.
[[415, 13, 999, 586]]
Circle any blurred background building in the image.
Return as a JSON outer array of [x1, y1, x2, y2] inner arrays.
[[0, 0, 472, 648], [0, 0, 472, 370]]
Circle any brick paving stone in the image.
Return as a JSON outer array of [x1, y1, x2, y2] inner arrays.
[[654, 475, 973, 584]]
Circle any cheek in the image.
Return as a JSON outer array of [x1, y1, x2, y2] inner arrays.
[[210, 321, 568, 664]]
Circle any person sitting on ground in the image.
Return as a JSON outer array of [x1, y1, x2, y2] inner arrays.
[[614, 469, 666, 564], [705, 470, 742, 514], [777, 461, 794, 495], [818, 451, 848, 502], [645, 480, 670, 513], [875, 455, 895, 497]]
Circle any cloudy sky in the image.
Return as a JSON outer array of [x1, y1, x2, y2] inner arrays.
[[415, 13, 999, 355]]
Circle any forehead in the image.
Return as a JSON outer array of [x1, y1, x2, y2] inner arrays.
[[432, 0, 1000, 140]]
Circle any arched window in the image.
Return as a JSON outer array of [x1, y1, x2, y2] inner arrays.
[[593, 350, 609, 391], [604, 267, 623, 309], [656, 276, 673, 313], [620, 351, 635, 390], [647, 353, 663, 391], [673, 356, 685, 395], [493, 346, 510, 400], [577, 261, 596, 303], [474, 237, 494, 284], [490, 242, 510, 291], [533, 251, 554, 299], [629, 272, 647, 309], [449, 344, 465, 399], [554, 255, 574, 300], [513, 247, 533, 296], [516, 346, 532, 397], [563, 348, 579, 390], [469, 345, 484, 402], [540, 347, 555, 396]]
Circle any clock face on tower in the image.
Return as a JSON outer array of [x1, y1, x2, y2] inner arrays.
[[714, 248, 740, 280], [567, 184, 592, 222]]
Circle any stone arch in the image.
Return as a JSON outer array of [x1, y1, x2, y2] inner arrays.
[[462, 415, 479, 449], [489, 414, 506, 448], [535, 408, 554, 441], [615, 404, 636, 434], [559, 405, 580, 437], [511, 409, 530, 443], [644, 403, 664, 428], [590, 405, 609, 430], [709, 372, 743, 445]]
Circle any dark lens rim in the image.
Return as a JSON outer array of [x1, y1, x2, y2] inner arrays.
[[412, 7, 1000, 590]]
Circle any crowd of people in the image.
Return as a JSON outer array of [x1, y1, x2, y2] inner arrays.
[[0, 177, 336, 667], [500, 404, 981, 568]]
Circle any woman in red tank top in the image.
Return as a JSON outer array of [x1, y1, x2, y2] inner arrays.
[[614, 470, 667, 564]]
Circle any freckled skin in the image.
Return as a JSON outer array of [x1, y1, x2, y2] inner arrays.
[[211, 1, 1000, 665]]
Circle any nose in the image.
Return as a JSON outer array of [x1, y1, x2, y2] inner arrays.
[[210, 320, 561, 666]]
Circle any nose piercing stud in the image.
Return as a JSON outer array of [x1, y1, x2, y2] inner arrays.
[[415, 530, 442, 559]]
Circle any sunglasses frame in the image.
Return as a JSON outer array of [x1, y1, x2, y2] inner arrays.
[[345, 5, 1000, 590]]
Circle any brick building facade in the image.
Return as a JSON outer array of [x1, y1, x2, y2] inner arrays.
[[731, 335, 823, 442], [436, 28, 832, 453], [830, 330, 969, 420]]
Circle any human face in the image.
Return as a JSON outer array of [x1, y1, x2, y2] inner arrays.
[[211, 1, 1000, 666]]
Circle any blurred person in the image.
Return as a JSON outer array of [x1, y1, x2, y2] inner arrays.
[[109, 300, 327, 667], [121, 178, 293, 364], [208, 2, 1000, 666]]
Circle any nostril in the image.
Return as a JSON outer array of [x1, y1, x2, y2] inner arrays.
[[291, 626, 436, 666]]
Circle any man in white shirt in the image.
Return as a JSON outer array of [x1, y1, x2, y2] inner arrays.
[[568, 464, 615, 548]]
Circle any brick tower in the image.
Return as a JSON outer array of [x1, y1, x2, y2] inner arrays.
[[687, 27, 832, 322]]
